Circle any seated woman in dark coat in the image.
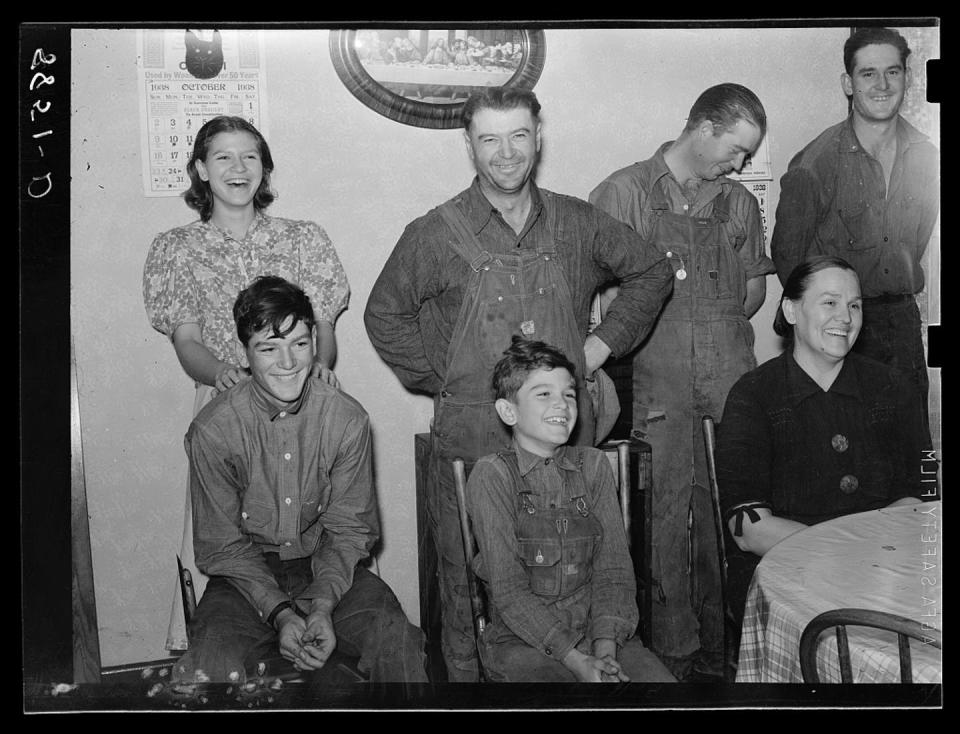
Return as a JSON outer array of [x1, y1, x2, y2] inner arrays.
[[716, 255, 937, 630]]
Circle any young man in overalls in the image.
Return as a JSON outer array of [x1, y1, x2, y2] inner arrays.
[[590, 83, 775, 680], [365, 88, 673, 681]]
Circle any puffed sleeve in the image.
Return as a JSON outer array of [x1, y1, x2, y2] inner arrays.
[[142, 228, 203, 339], [297, 221, 350, 325]]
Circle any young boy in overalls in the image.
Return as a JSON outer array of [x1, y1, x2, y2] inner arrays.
[[465, 336, 676, 682]]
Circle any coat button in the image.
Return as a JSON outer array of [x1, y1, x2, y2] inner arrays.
[[545, 647, 553, 656], [840, 475, 859, 494], [831, 434, 849, 452]]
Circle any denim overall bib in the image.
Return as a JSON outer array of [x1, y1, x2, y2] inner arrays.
[[433, 194, 596, 459], [480, 450, 603, 680], [633, 187, 756, 665], [425, 193, 595, 679]]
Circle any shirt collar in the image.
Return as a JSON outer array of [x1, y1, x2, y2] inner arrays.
[[782, 350, 862, 406], [249, 374, 312, 420], [459, 177, 545, 236], [839, 114, 926, 156], [649, 140, 726, 208], [512, 440, 579, 478]]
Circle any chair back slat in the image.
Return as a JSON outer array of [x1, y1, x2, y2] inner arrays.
[[617, 442, 631, 546], [836, 625, 852, 683], [898, 634, 913, 683]]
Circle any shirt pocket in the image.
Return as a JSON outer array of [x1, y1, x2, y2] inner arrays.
[[299, 475, 331, 534], [836, 203, 875, 251], [695, 242, 740, 301], [240, 498, 275, 544], [519, 539, 562, 597]]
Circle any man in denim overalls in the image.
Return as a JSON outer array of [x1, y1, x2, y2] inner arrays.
[[590, 84, 774, 679], [365, 88, 673, 680]]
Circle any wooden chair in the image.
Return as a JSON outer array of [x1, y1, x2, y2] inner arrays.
[[799, 608, 943, 683], [452, 443, 633, 682], [177, 555, 198, 626], [702, 415, 739, 682], [452, 458, 489, 680]]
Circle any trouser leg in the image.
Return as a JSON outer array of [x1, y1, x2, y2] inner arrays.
[[644, 418, 700, 667], [479, 633, 576, 682], [618, 637, 678, 682], [690, 481, 724, 674], [327, 566, 429, 683], [174, 576, 289, 683]]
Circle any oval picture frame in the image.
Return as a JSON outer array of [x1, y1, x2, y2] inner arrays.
[[329, 29, 546, 129]]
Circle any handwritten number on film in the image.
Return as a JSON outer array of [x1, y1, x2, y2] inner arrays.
[[26, 47, 57, 199]]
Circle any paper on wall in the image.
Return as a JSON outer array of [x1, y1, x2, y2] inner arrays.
[[728, 132, 774, 245]]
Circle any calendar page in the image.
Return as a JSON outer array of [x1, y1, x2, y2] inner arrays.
[[137, 28, 268, 196], [728, 132, 774, 245]]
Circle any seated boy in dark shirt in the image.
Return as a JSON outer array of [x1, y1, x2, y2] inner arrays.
[[465, 336, 675, 682]]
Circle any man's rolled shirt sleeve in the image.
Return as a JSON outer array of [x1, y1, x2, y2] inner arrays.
[[586, 207, 673, 358], [363, 221, 445, 395]]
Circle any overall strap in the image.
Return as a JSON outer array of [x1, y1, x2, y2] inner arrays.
[[711, 187, 732, 224], [438, 200, 494, 272], [497, 451, 536, 515], [565, 447, 592, 517], [533, 192, 559, 256]]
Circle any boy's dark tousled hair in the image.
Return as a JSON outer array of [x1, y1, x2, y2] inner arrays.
[[233, 275, 315, 346], [492, 335, 577, 401]]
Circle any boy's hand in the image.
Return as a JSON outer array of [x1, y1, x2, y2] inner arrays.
[[562, 647, 628, 683], [276, 608, 337, 672], [299, 610, 337, 670], [276, 613, 312, 669], [596, 655, 630, 682], [592, 639, 630, 682]]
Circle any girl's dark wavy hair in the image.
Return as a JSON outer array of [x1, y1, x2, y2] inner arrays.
[[183, 116, 275, 221], [773, 255, 859, 339]]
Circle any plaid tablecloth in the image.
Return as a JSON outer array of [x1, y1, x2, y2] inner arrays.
[[736, 501, 942, 683]]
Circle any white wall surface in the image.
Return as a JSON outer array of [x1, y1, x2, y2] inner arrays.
[[70, 24, 938, 666]]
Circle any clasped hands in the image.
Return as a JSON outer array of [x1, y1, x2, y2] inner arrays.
[[275, 601, 337, 672], [563, 639, 630, 683]]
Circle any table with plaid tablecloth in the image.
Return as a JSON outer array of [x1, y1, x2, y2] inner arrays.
[[736, 501, 941, 683]]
